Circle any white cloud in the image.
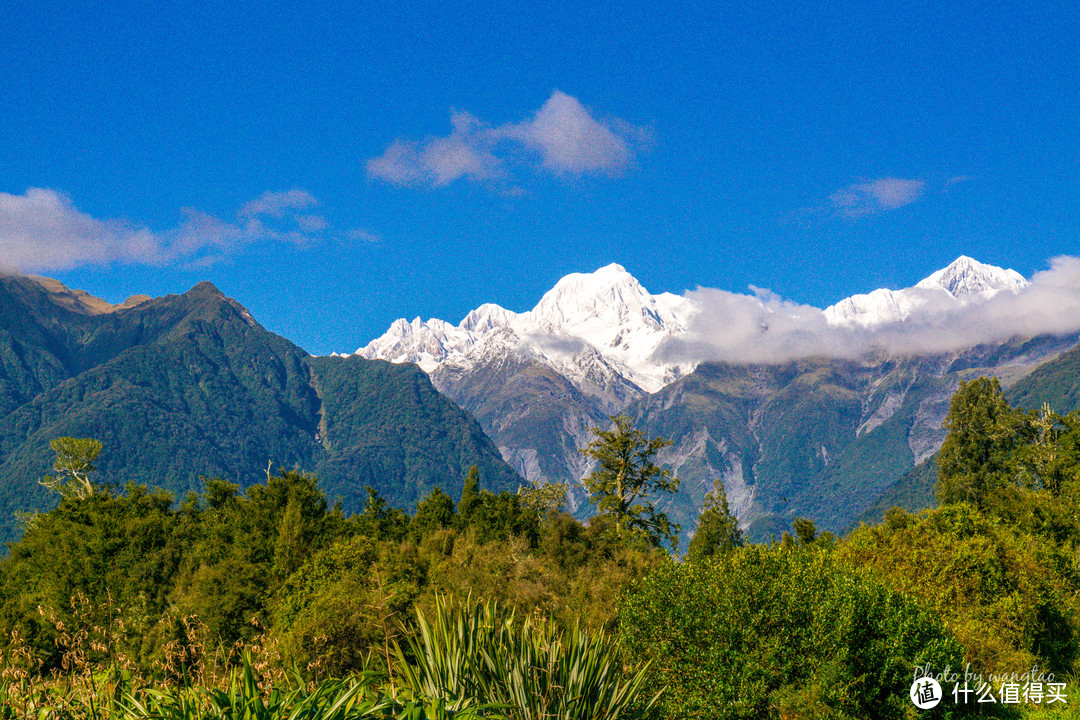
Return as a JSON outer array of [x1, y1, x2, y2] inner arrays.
[[660, 256, 1080, 365], [367, 91, 647, 188], [0, 188, 160, 271], [239, 188, 318, 218], [493, 91, 633, 175], [0, 187, 331, 272], [829, 178, 926, 216]]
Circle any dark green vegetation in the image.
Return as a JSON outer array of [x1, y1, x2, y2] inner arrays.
[[0, 275, 519, 542], [620, 546, 967, 719], [3, 384, 1080, 718], [580, 415, 680, 550], [624, 333, 1079, 544]]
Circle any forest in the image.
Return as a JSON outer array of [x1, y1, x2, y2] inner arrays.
[[0, 377, 1077, 719]]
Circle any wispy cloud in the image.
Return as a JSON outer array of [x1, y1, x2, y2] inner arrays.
[[829, 178, 926, 217], [367, 91, 649, 188], [659, 256, 1080, 365], [239, 189, 319, 218], [347, 228, 382, 244], [0, 187, 336, 272]]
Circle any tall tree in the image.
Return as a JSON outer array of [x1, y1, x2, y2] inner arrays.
[[456, 466, 482, 529], [936, 377, 1030, 508], [579, 415, 680, 550], [39, 437, 103, 499], [688, 477, 744, 561], [410, 486, 455, 541]]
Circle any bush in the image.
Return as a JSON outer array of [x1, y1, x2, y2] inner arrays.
[[843, 504, 1080, 677], [618, 545, 968, 720], [396, 596, 659, 720]]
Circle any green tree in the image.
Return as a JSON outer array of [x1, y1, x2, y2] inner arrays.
[[792, 517, 818, 545], [355, 485, 409, 542], [456, 466, 482, 529], [579, 415, 680, 550], [519, 479, 569, 516], [39, 437, 103, 499], [936, 377, 1030, 508], [411, 486, 455, 541], [687, 478, 743, 561]]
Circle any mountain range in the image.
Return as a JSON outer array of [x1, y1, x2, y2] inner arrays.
[[358, 256, 1080, 542], [2, 255, 1077, 547]]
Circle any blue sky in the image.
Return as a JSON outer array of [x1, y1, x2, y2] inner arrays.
[[2, 1, 1077, 354]]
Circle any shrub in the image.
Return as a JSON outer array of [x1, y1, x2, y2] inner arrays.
[[618, 545, 968, 720]]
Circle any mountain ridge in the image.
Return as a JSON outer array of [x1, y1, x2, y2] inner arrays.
[[0, 275, 523, 541], [355, 256, 1080, 542]]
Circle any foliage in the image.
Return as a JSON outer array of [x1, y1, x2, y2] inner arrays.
[[38, 437, 104, 500], [0, 647, 497, 719], [353, 486, 409, 543], [518, 479, 569, 516], [411, 487, 456, 541], [274, 536, 422, 678], [843, 503, 1080, 677], [395, 596, 659, 720], [937, 377, 1033, 507], [580, 415, 680, 550], [687, 477, 743, 561], [618, 545, 968, 720]]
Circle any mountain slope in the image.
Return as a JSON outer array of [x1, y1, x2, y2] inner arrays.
[[0, 276, 521, 541], [634, 334, 1078, 543], [850, 339, 1080, 529], [357, 256, 1079, 543]]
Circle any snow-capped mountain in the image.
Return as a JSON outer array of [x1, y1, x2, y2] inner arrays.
[[916, 255, 1026, 298], [357, 263, 694, 394], [354, 255, 1070, 539], [360, 256, 1031, 383], [823, 256, 1028, 328]]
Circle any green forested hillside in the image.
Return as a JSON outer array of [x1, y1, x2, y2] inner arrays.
[[854, 342, 1080, 528], [307, 354, 523, 514], [0, 276, 520, 541], [1009, 342, 1080, 414]]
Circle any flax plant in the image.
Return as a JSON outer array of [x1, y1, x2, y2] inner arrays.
[[395, 596, 660, 720]]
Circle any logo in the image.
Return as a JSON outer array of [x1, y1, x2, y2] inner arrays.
[[911, 677, 942, 709]]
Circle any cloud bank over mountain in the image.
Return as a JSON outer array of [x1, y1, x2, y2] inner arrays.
[[665, 256, 1080, 364]]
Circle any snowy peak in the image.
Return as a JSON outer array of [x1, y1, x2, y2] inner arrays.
[[915, 255, 1027, 298], [822, 288, 910, 328], [531, 263, 687, 341], [359, 255, 1035, 387], [356, 263, 692, 394], [461, 303, 518, 333], [534, 264, 659, 327], [825, 256, 1028, 328], [357, 316, 471, 373]]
